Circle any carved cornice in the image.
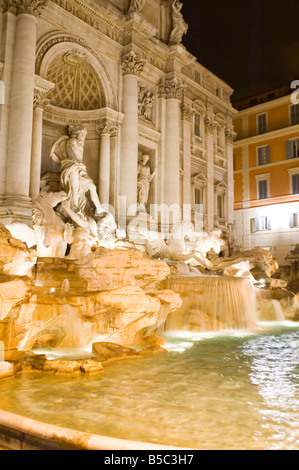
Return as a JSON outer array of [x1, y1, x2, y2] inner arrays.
[[121, 51, 145, 76], [158, 78, 185, 100], [2, 0, 48, 16]]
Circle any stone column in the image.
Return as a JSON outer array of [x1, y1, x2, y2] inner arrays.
[[120, 51, 145, 218], [30, 91, 49, 201], [3, 0, 48, 221], [159, 77, 184, 227], [225, 126, 236, 223], [96, 120, 114, 207], [205, 114, 216, 232], [181, 103, 193, 222], [110, 128, 119, 213]]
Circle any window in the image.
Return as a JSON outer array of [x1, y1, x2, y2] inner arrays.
[[258, 179, 268, 199], [290, 212, 299, 228], [251, 216, 271, 232], [257, 113, 267, 134], [257, 146, 270, 165], [216, 126, 224, 148], [194, 113, 201, 138], [217, 194, 224, 219], [286, 139, 299, 159], [290, 104, 299, 126], [292, 174, 299, 194], [194, 188, 203, 213]]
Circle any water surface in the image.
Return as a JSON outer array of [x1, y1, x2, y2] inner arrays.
[[0, 322, 298, 450]]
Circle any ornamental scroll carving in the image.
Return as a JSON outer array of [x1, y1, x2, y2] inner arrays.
[[2, 0, 48, 16], [158, 78, 185, 100], [121, 51, 145, 76], [128, 0, 147, 13]]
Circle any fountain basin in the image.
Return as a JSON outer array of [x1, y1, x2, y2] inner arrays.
[[0, 409, 190, 450]]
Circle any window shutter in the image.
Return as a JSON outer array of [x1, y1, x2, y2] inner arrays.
[[255, 217, 260, 232], [286, 140, 293, 159], [266, 217, 271, 230], [289, 213, 295, 228]]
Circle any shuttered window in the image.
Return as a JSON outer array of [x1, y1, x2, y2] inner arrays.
[[257, 113, 267, 134], [257, 146, 270, 165], [258, 179, 268, 199], [292, 174, 299, 194], [287, 139, 299, 159], [290, 104, 299, 125], [251, 216, 271, 232]]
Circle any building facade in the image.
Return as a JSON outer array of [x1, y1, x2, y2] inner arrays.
[[233, 86, 299, 264], [0, 0, 236, 234]]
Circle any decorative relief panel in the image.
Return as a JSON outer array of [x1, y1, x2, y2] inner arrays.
[[138, 85, 154, 122]]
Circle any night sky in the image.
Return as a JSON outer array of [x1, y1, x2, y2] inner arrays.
[[181, 0, 299, 101]]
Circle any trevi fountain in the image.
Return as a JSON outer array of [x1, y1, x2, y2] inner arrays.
[[0, 125, 297, 450]]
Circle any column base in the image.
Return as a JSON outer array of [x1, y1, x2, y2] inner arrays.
[[0, 195, 33, 226]]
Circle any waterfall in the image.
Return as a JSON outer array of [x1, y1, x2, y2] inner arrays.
[[163, 275, 258, 332]]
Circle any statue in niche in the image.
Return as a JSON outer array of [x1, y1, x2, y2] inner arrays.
[[50, 126, 104, 218], [129, 0, 146, 13], [137, 155, 157, 212], [138, 87, 154, 122], [34, 126, 121, 258], [169, 0, 188, 45]]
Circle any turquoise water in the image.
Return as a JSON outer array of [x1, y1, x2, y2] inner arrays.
[[0, 322, 298, 450]]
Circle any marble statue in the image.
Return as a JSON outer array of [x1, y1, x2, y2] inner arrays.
[[169, 0, 188, 45], [50, 126, 104, 218], [138, 87, 154, 122], [146, 221, 225, 270], [32, 190, 73, 258], [137, 155, 157, 211], [129, 0, 146, 13]]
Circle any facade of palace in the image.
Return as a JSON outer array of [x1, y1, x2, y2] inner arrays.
[[0, 0, 237, 233], [233, 86, 299, 264]]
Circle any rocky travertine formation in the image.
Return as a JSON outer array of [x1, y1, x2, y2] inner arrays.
[[211, 246, 279, 279], [0, 224, 181, 356]]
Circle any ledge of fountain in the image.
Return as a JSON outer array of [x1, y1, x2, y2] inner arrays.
[[0, 409, 192, 450]]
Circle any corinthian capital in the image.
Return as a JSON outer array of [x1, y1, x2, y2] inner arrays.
[[96, 119, 118, 136], [158, 78, 185, 100], [121, 51, 145, 76], [2, 0, 48, 16], [33, 90, 50, 110]]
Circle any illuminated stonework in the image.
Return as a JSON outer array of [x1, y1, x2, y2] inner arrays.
[[0, 0, 237, 235]]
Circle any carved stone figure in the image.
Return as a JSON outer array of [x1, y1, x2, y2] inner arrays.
[[32, 191, 73, 258], [137, 155, 157, 211], [138, 87, 154, 121], [169, 0, 188, 45], [146, 221, 225, 270], [128, 0, 146, 13], [50, 126, 104, 218]]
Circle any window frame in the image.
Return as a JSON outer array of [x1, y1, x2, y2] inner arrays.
[[257, 112, 268, 135], [256, 145, 270, 166], [255, 173, 270, 200]]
